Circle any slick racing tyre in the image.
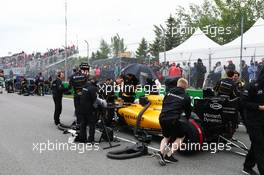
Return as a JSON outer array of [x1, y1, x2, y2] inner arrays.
[[178, 116, 204, 154]]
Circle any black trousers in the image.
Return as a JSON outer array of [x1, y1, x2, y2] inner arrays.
[[74, 95, 81, 124], [106, 108, 115, 126], [196, 78, 204, 89], [244, 124, 264, 175], [79, 113, 97, 142], [53, 95, 62, 125]]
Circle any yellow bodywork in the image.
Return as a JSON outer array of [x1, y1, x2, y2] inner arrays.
[[117, 95, 164, 129]]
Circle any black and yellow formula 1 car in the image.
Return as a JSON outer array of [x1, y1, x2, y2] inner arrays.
[[115, 94, 248, 155]]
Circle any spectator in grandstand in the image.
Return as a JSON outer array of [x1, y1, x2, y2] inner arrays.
[[190, 62, 197, 88], [160, 63, 169, 83], [248, 61, 258, 82], [168, 63, 181, 78], [114, 65, 121, 79], [177, 63, 183, 76], [256, 58, 264, 78], [182, 62, 190, 81], [241, 60, 249, 85], [95, 66, 101, 79], [196, 58, 207, 89], [224, 60, 236, 73], [213, 61, 223, 86]]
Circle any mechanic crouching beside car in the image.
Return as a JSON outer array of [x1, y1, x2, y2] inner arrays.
[[156, 78, 192, 166], [242, 67, 264, 175]]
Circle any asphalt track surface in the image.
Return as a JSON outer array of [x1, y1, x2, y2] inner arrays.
[[0, 92, 258, 175]]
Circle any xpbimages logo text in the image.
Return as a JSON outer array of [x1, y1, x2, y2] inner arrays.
[[32, 140, 100, 154], [98, 83, 165, 95], [172, 25, 232, 37], [165, 141, 232, 154]]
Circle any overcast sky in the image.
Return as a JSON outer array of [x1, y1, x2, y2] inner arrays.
[[0, 0, 203, 57]]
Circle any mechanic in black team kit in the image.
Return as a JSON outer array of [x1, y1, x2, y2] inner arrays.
[[69, 63, 89, 127], [52, 71, 66, 126], [242, 67, 264, 175], [156, 78, 192, 166], [214, 70, 239, 99]]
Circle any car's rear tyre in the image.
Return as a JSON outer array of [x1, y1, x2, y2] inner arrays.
[[178, 116, 204, 155]]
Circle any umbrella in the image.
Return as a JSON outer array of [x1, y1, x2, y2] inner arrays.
[[121, 63, 157, 80]]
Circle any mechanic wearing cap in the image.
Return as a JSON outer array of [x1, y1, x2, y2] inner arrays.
[[76, 77, 107, 143], [69, 63, 89, 127], [156, 78, 192, 165], [52, 71, 66, 125], [214, 70, 239, 99], [242, 67, 264, 175]]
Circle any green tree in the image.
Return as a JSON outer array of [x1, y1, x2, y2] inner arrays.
[[149, 25, 163, 59], [136, 38, 148, 59], [151, 0, 264, 49], [95, 51, 102, 60], [165, 15, 182, 50], [172, 0, 264, 44], [90, 52, 96, 60], [98, 39, 111, 59], [111, 34, 127, 57]]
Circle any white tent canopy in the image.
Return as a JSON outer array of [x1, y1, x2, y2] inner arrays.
[[224, 18, 264, 47], [159, 18, 264, 71], [211, 18, 264, 67], [159, 28, 220, 64]]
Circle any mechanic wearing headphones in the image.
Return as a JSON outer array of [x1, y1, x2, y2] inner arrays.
[[51, 71, 66, 126], [242, 68, 264, 175], [214, 70, 239, 99], [156, 78, 192, 166], [76, 76, 107, 143], [69, 63, 89, 127]]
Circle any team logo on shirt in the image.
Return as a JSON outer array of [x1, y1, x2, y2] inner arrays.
[[210, 103, 222, 110], [257, 90, 263, 95]]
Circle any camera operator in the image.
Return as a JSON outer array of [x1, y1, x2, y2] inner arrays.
[[69, 63, 89, 127], [156, 78, 192, 165], [214, 70, 239, 99], [242, 68, 264, 175], [76, 78, 107, 143], [51, 71, 66, 126]]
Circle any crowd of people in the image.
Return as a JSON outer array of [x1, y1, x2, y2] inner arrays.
[[209, 58, 264, 87], [3, 72, 54, 96], [0, 45, 78, 69], [1, 55, 264, 174]]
